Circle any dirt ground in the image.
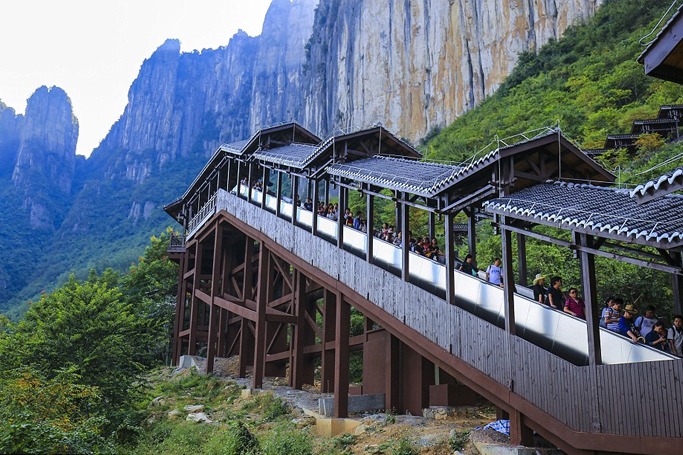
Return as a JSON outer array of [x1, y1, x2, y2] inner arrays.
[[187, 356, 519, 454]]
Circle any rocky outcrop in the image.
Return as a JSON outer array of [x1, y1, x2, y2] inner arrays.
[[0, 102, 22, 178], [10, 86, 78, 229], [91, 0, 319, 185], [89, 0, 601, 188], [12, 86, 78, 194], [302, 0, 603, 141]]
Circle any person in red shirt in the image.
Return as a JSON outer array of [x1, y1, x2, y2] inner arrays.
[[563, 287, 586, 320]]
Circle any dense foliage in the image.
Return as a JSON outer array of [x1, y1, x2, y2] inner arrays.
[[426, 0, 683, 162], [0, 232, 178, 453]]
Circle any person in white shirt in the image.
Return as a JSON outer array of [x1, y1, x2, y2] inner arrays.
[[634, 305, 658, 338], [486, 258, 503, 286], [668, 315, 683, 357]]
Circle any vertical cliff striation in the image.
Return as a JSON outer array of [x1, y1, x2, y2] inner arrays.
[[0, 102, 23, 178], [10, 86, 78, 230], [90, 0, 319, 186], [302, 0, 602, 140]]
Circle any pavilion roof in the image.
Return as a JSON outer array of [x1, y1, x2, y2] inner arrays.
[[483, 181, 683, 248], [630, 166, 683, 203], [638, 5, 683, 84], [252, 143, 320, 168], [220, 139, 250, 155], [327, 156, 462, 197]]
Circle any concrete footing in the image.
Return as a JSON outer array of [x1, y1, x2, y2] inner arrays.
[[318, 393, 385, 417]]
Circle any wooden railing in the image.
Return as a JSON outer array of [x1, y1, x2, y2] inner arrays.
[[168, 233, 186, 253], [187, 192, 218, 239]]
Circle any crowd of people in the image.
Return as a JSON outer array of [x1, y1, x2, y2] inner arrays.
[[530, 274, 683, 355], [248, 183, 683, 357]]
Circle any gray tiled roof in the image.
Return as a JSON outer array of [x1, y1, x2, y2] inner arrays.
[[220, 139, 250, 155], [483, 182, 683, 246], [327, 156, 463, 197], [252, 143, 320, 167], [630, 166, 683, 201]]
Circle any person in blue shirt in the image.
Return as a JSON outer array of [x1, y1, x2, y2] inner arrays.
[[617, 304, 642, 343]]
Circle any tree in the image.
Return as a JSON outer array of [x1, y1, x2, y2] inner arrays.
[[120, 229, 179, 365], [1, 271, 154, 438]]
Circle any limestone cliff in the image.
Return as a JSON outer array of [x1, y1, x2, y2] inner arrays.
[[302, 0, 603, 141], [91, 0, 318, 185], [10, 86, 78, 230], [0, 102, 22, 178]]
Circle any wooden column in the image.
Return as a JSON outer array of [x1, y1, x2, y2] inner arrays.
[[579, 233, 602, 366], [337, 187, 346, 248], [312, 179, 319, 235], [206, 223, 223, 373], [252, 244, 270, 389], [401, 199, 410, 281], [517, 233, 528, 287], [275, 172, 283, 217], [246, 162, 253, 202], [238, 320, 253, 378], [239, 237, 254, 378], [216, 308, 226, 358], [509, 410, 534, 446], [385, 333, 400, 412], [324, 179, 330, 206], [673, 252, 683, 316], [334, 293, 350, 418], [501, 222, 516, 335], [444, 212, 456, 306], [188, 241, 203, 355], [172, 248, 189, 364], [261, 167, 268, 209], [291, 270, 306, 389], [366, 193, 374, 262], [292, 174, 299, 224], [467, 208, 477, 259], [321, 289, 336, 393], [429, 212, 436, 240], [236, 162, 242, 198]]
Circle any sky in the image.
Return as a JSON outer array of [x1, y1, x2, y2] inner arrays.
[[0, 0, 272, 157]]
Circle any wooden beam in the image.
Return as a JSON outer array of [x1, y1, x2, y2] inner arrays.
[[444, 213, 455, 306], [501, 223, 516, 335], [385, 333, 400, 412], [468, 208, 477, 260], [291, 271, 306, 389], [334, 293, 350, 418], [401, 198, 410, 281], [275, 171, 282, 217], [321, 289, 336, 393], [206, 222, 223, 373], [366, 193, 374, 263], [252, 245, 270, 389], [579, 234, 602, 366], [498, 223, 683, 275], [188, 241, 203, 355], [517, 233, 528, 286], [291, 174, 299, 224]]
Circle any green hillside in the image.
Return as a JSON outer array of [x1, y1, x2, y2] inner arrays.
[[425, 0, 683, 176]]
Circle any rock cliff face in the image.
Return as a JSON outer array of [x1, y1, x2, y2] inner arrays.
[[9, 86, 78, 229], [91, 0, 318, 185], [302, 0, 603, 140], [0, 103, 22, 178], [91, 0, 601, 187]]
